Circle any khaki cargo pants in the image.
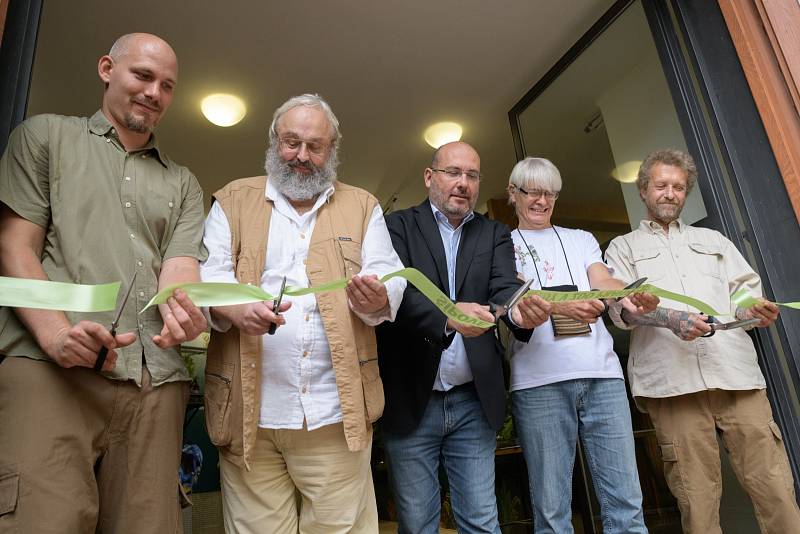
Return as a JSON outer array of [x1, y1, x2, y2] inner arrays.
[[643, 389, 800, 534], [0, 356, 188, 534]]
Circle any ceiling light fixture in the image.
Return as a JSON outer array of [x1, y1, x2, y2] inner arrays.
[[424, 122, 463, 149], [201, 93, 247, 127], [610, 160, 642, 183]]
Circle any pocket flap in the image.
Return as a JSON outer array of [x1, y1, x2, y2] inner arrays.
[[632, 248, 660, 262], [688, 241, 722, 256], [659, 442, 678, 462], [338, 240, 363, 272], [0, 472, 19, 516], [769, 420, 784, 441]]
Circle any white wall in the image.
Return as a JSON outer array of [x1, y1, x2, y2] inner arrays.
[[597, 55, 707, 228]]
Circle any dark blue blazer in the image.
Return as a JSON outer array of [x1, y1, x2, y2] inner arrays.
[[377, 199, 533, 434]]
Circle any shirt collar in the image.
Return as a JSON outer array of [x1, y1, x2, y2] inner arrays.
[[88, 110, 167, 168], [639, 217, 684, 235], [429, 200, 474, 231]]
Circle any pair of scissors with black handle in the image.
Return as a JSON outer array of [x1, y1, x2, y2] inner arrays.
[[488, 278, 535, 322], [267, 276, 287, 335], [94, 272, 137, 372], [701, 316, 761, 337]]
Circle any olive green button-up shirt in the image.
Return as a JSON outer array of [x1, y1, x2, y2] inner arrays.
[[0, 111, 207, 386], [605, 218, 766, 403]]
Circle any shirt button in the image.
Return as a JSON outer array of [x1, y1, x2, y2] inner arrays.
[[137, 260, 143, 267], [105, 138, 111, 143], [138, 291, 145, 297], [141, 154, 147, 159], [168, 201, 174, 208], [125, 201, 132, 208], [301, 385, 307, 394], [303, 350, 309, 357], [305, 314, 310, 322], [300, 233, 305, 239], [125, 176, 131, 181], [250, 363, 255, 368], [130, 233, 136, 240]]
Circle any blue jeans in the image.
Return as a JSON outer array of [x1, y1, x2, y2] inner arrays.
[[383, 384, 501, 534], [512, 378, 647, 534]]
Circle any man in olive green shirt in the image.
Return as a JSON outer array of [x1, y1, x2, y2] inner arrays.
[[0, 33, 207, 534]]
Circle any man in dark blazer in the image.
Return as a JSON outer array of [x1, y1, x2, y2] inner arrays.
[[377, 141, 551, 534]]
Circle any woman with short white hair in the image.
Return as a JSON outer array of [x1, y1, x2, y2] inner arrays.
[[507, 156, 650, 533]]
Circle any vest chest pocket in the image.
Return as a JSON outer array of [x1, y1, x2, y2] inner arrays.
[[204, 362, 235, 447], [338, 239, 363, 278], [234, 246, 261, 284]]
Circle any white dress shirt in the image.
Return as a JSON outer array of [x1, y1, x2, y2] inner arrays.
[[201, 180, 406, 430]]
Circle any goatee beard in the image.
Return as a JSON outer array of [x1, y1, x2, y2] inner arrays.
[[264, 142, 338, 201], [123, 112, 152, 134]]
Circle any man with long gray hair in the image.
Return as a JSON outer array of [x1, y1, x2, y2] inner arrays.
[[200, 94, 406, 533]]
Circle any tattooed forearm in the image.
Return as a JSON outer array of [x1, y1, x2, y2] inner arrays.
[[621, 307, 699, 340]]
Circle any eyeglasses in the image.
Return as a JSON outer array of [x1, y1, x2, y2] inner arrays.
[[431, 167, 482, 182], [516, 186, 559, 200], [278, 136, 330, 157]]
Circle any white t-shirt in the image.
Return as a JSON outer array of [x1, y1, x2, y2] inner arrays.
[[509, 226, 623, 391]]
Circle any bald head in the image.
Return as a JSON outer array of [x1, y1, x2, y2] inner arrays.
[[425, 141, 481, 227], [108, 33, 177, 67], [98, 33, 179, 145], [431, 141, 480, 169]]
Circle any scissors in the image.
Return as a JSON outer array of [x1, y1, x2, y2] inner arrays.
[[267, 276, 287, 335], [618, 277, 648, 298], [488, 278, 535, 321], [701, 316, 761, 337], [94, 272, 137, 372], [598, 277, 648, 316]]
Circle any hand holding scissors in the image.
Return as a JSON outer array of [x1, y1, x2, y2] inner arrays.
[[267, 277, 287, 335], [94, 273, 138, 371]]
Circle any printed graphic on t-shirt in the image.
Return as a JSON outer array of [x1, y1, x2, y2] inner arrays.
[[514, 243, 539, 266], [543, 260, 555, 281]]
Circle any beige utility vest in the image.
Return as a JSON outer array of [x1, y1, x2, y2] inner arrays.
[[203, 176, 384, 469]]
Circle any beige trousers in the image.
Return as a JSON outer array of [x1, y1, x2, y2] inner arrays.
[[643, 389, 800, 534], [0, 356, 188, 534], [220, 422, 378, 534]]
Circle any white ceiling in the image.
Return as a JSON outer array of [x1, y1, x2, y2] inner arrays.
[[26, 0, 617, 214]]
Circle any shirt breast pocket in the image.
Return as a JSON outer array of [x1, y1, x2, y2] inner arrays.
[[631, 248, 666, 282], [688, 241, 723, 280]]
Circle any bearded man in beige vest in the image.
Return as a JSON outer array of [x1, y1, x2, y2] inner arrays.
[[200, 94, 406, 533]]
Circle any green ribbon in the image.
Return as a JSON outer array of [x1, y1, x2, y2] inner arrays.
[[731, 289, 800, 310], [6, 271, 794, 326], [143, 268, 722, 328], [0, 276, 120, 312], [524, 284, 719, 316]]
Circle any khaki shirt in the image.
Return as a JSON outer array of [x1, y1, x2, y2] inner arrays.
[[0, 111, 207, 386], [605, 219, 766, 402]]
